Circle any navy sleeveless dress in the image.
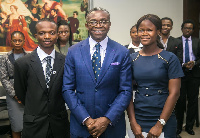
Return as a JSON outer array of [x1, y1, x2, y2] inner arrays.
[[131, 50, 184, 138]]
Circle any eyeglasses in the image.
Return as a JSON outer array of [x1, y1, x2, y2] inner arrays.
[[87, 20, 110, 26], [183, 27, 193, 30], [58, 31, 69, 35]]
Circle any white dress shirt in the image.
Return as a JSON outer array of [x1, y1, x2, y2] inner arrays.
[[128, 41, 143, 52], [89, 36, 108, 66], [37, 46, 55, 78], [182, 36, 195, 63]]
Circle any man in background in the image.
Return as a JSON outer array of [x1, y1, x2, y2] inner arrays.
[[68, 11, 79, 41], [160, 17, 183, 63], [175, 19, 200, 136]]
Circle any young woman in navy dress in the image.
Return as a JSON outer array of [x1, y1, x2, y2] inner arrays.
[[127, 14, 184, 138]]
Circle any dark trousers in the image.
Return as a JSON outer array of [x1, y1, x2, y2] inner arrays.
[[175, 74, 200, 130], [47, 125, 54, 138]]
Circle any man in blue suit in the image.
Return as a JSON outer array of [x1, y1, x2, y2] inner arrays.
[[62, 7, 132, 138]]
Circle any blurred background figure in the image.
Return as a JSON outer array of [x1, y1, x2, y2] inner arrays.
[[125, 24, 143, 54], [80, 0, 88, 18], [0, 31, 27, 138], [29, 6, 40, 36], [0, 5, 37, 51], [50, 9, 61, 23], [25, 0, 42, 15], [159, 17, 183, 63], [68, 11, 79, 41], [41, 0, 67, 20], [55, 20, 72, 56], [0, 11, 7, 46]]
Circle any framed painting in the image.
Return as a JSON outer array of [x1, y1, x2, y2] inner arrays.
[[0, 0, 89, 52]]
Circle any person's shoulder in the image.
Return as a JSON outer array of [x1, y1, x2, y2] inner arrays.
[[108, 38, 128, 52], [191, 36, 200, 41], [169, 36, 182, 44], [160, 50, 178, 62], [130, 52, 139, 61], [55, 50, 65, 59], [69, 38, 88, 50], [15, 52, 32, 64]]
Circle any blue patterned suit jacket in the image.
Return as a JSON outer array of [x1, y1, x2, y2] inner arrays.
[[62, 37, 132, 137]]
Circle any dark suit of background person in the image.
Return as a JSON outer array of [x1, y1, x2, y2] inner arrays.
[[14, 19, 70, 138], [175, 20, 200, 135], [160, 17, 183, 63], [62, 8, 132, 138]]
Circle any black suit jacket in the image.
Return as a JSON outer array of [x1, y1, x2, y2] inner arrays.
[[166, 36, 183, 63], [125, 45, 136, 54], [14, 50, 70, 138], [178, 36, 200, 77]]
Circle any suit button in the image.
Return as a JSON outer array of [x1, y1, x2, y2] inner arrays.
[[48, 99, 50, 102], [48, 114, 50, 117], [95, 89, 97, 92]]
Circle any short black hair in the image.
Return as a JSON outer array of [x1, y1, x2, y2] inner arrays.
[[86, 7, 110, 22], [31, 6, 37, 11], [11, 31, 25, 39], [73, 11, 78, 15], [161, 17, 173, 26], [181, 19, 195, 30], [35, 18, 57, 32]]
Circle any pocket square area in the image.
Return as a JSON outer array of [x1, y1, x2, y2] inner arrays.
[[111, 62, 120, 65]]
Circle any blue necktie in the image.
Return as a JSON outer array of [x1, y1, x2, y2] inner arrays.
[[92, 43, 101, 81], [185, 39, 190, 63], [45, 56, 52, 88]]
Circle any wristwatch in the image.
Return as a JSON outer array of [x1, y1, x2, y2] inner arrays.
[[158, 119, 166, 126]]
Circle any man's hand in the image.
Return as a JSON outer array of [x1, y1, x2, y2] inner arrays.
[[87, 117, 110, 137], [184, 61, 195, 69]]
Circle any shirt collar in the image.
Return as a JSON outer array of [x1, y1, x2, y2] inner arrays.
[[182, 36, 191, 41], [89, 36, 108, 51], [37, 46, 55, 62], [128, 41, 143, 49]]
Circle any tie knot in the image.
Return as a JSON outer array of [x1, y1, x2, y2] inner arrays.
[[95, 43, 101, 49], [186, 39, 188, 42], [45, 56, 52, 61]]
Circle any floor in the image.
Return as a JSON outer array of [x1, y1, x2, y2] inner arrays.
[[180, 126, 200, 138]]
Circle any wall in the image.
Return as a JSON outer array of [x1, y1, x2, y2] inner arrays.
[[92, 0, 183, 45]]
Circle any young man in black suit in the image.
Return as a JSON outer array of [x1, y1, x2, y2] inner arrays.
[[160, 17, 183, 63], [175, 19, 200, 136], [14, 18, 70, 138]]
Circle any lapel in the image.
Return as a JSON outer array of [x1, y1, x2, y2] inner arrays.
[[80, 38, 96, 84], [97, 38, 117, 85], [30, 50, 47, 90], [166, 36, 172, 51], [8, 51, 15, 65], [191, 37, 198, 56], [48, 52, 64, 91]]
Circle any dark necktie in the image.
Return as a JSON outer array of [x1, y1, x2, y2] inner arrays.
[[92, 43, 101, 81], [45, 56, 52, 88], [185, 38, 190, 63]]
